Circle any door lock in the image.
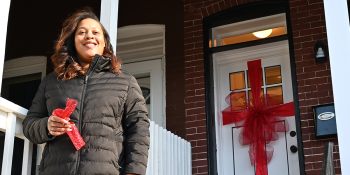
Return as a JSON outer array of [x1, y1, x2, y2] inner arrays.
[[290, 145, 298, 153]]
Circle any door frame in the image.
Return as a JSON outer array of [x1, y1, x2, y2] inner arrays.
[[122, 58, 165, 128], [202, 1, 305, 175], [213, 40, 299, 174]]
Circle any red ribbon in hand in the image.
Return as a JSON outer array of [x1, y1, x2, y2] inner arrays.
[[221, 60, 295, 175], [52, 98, 85, 150]]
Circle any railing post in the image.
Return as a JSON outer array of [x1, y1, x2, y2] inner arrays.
[[321, 142, 335, 175], [1, 112, 17, 175], [21, 138, 33, 175]]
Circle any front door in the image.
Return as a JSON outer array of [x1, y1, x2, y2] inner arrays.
[[122, 59, 165, 127], [213, 41, 300, 175]]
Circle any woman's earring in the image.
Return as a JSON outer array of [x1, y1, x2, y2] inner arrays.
[[69, 56, 76, 63]]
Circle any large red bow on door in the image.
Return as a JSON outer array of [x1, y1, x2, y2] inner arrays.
[[221, 60, 295, 175]]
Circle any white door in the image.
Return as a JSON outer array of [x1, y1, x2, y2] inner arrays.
[[122, 59, 165, 127], [213, 41, 300, 175]]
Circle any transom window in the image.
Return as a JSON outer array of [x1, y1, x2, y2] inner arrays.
[[229, 65, 283, 110]]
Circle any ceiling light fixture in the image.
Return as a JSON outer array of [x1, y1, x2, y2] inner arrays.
[[253, 29, 273, 38]]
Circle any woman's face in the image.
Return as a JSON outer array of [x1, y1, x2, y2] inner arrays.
[[74, 18, 106, 65]]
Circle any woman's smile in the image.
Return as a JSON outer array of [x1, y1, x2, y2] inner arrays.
[[74, 18, 106, 69]]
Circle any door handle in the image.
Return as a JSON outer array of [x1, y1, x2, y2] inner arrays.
[[290, 145, 298, 153]]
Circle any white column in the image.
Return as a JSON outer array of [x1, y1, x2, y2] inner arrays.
[[324, 0, 350, 174], [0, 0, 11, 94], [1, 112, 17, 175], [100, 0, 119, 53]]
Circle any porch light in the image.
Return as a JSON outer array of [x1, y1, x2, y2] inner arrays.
[[253, 29, 273, 38], [314, 41, 327, 62]]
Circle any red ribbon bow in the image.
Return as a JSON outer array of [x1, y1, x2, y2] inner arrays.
[[221, 60, 295, 175]]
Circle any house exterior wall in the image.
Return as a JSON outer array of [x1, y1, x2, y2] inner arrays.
[[183, 0, 341, 174]]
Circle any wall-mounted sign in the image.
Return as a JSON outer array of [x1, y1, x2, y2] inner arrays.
[[312, 103, 337, 139]]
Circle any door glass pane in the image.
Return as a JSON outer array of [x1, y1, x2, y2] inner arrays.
[[248, 89, 264, 107], [1, 73, 42, 109], [135, 73, 151, 118], [267, 86, 283, 106], [231, 91, 247, 111], [230, 72, 245, 91], [265, 66, 282, 85], [221, 27, 286, 46], [247, 69, 263, 87]]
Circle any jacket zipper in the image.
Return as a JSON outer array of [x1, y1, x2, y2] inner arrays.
[[75, 55, 101, 175]]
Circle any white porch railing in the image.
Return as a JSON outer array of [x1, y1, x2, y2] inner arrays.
[[0, 97, 192, 175]]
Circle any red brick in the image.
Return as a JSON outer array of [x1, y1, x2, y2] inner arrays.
[[303, 64, 326, 73], [305, 90, 329, 99], [207, 6, 214, 15], [196, 101, 205, 108], [197, 166, 208, 173], [296, 60, 315, 67], [319, 96, 333, 104], [187, 128, 197, 135], [184, 25, 203, 33], [196, 89, 205, 96], [297, 72, 316, 80], [293, 35, 312, 44], [218, 1, 225, 10], [303, 140, 323, 148], [224, 0, 232, 8], [289, 0, 308, 8], [294, 47, 313, 56], [298, 4, 321, 13], [184, 36, 203, 45], [187, 107, 205, 115], [197, 152, 208, 159], [302, 126, 315, 135], [185, 78, 194, 85], [185, 66, 195, 73], [300, 27, 323, 37], [212, 3, 220, 13], [185, 95, 205, 103], [298, 85, 317, 93], [291, 11, 310, 20], [299, 15, 321, 24], [187, 133, 207, 141], [312, 162, 322, 169], [185, 43, 195, 50], [300, 113, 314, 121], [317, 83, 332, 91], [304, 77, 328, 86], [192, 145, 207, 154], [186, 60, 204, 67], [299, 98, 318, 107], [310, 20, 325, 28], [185, 71, 204, 79], [311, 33, 327, 41], [192, 159, 208, 167], [292, 23, 311, 31], [184, 13, 202, 21], [197, 126, 207, 133], [315, 70, 331, 77], [186, 120, 206, 128]]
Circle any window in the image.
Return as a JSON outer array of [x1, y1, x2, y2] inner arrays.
[[229, 65, 283, 110]]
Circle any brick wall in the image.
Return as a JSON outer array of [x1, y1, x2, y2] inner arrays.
[[289, 0, 340, 174], [184, 0, 340, 175]]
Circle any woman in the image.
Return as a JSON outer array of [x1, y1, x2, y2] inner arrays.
[[22, 8, 149, 175]]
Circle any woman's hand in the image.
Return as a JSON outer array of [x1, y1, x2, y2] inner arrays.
[[47, 115, 72, 136]]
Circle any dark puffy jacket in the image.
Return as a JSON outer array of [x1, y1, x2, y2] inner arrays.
[[22, 55, 150, 175]]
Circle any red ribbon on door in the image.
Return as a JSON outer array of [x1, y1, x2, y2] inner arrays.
[[221, 59, 295, 175]]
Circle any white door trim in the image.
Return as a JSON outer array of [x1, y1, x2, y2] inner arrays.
[[122, 59, 165, 127]]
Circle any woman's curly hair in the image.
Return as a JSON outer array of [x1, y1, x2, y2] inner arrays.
[[51, 7, 121, 80]]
